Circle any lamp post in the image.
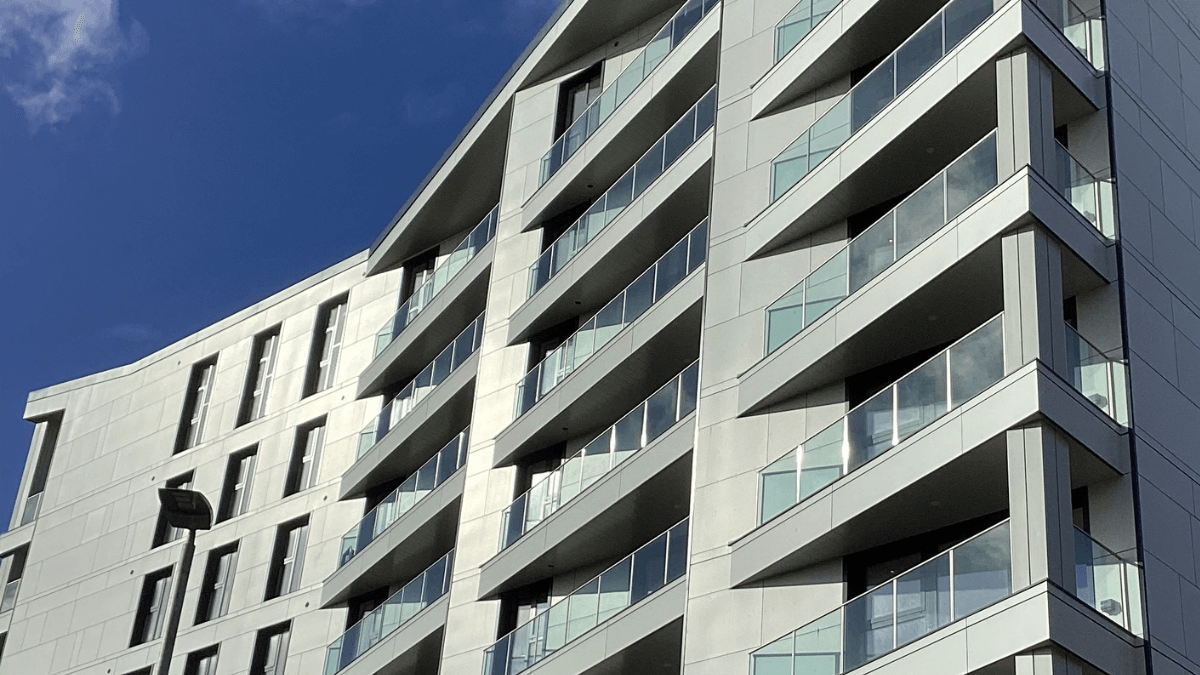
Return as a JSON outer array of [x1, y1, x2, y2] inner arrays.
[[155, 488, 213, 675]]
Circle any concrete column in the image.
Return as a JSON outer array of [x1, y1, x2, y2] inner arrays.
[[996, 48, 1056, 178], [1015, 648, 1083, 675], [1008, 423, 1076, 591], [1002, 226, 1068, 376]]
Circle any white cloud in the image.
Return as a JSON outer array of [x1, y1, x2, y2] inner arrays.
[[0, 0, 147, 130]]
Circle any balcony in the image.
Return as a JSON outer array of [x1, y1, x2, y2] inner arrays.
[[1053, 142, 1116, 239], [338, 430, 468, 569], [483, 519, 689, 675], [501, 364, 698, 550], [1073, 528, 1143, 636], [770, 0, 994, 203], [19, 493, 40, 527], [773, 0, 839, 64], [751, 521, 1012, 675], [324, 551, 453, 675], [758, 316, 1004, 525], [1065, 325, 1128, 426], [527, 88, 715, 299], [537, 0, 719, 189], [517, 222, 707, 418], [1061, 0, 1105, 70], [765, 132, 998, 356]]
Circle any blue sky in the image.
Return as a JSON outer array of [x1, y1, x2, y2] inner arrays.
[[0, 0, 560, 529]]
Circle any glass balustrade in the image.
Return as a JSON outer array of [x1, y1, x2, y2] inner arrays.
[[1061, 0, 1105, 70], [770, 0, 995, 202], [483, 519, 689, 675], [1074, 528, 1143, 636], [516, 220, 708, 418], [374, 207, 498, 357], [528, 89, 716, 299], [759, 316, 1005, 525], [501, 363, 699, 550], [1065, 324, 1129, 426], [765, 132, 999, 355], [1053, 142, 1116, 239], [751, 521, 1012, 675], [357, 314, 485, 459], [339, 429, 469, 568], [775, 0, 840, 63], [0, 579, 19, 613], [538, 0, 720, 186], [323, 551, 454, 675], [19, 491, 41, 527]]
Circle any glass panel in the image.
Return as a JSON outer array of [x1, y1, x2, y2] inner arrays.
[[580, 437, 612, 490], [843, 582, 894, 670], [545, 601, 570, 654], [614, 53, 645, 103], [851, 57, 895, 132], [695, 89, 716, 137], [792, 608, 842, 675], [596, 558, 632, 624], [896, 354, 948, 442], [630, 533, 668, 603], [503, 495, 529, 550], [896, 17, 944, 93], [687, 218, 708, 272], [633, 140, 666, 198], [772, 133, 811, 202], [565, 579, 600, 641], [848, 212, 896, 293], [679, 363, 700, 416], [799, 421, 844, 500], [666, 519, 689, 582], [664, 108, 697, 167], [645, 26, 672, 73], [944, 0, 993, 49], [953, 523, 1011, 619], [655, 239, 690, 300], [894, 174, 945, 258], [809, 97, 851, 168], [895, 553, 951, 646], [845, 388, 894, 471], [604, 172, 635, 224], [949, 318, 1004, 407], [767, 285, 806, 354], [946, 132, 998, 219], [614, 406, 645, 460], [624, 268, 656, 322], [646, 375, 681, 441], [804, 249, 848, 327], [752, 632, 795, 675], [760, 451, 798, 524]]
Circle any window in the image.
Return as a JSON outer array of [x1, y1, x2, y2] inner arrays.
[[20, 411, 62, 526], [240, 327, 282, 425], [123, 670, 152, 675], [556, 64, 603, 136], [250, 622, 291, 675], [285, 419, 326, 496], [266, 518, 309, 599], [305, 296, 348, 396], [131, 567, 173, 646], [176, 357, 218, 453], [184, 645, 220, 675], [0, 547, 27, 614], [153, 472, 195, 547], [196, 543, 239, 623], [401, 250, 437, 302], [0, 633, 6, 670], [218, 448, 257, 522]]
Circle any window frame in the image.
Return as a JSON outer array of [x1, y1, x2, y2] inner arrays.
[[183, 645, 220, 675], [284, 418, 326, 496], [250, 622, 291, 675], [305, 296, 349, 397], [218, 448, 258, 522], [130, 567, 173, 647], [266, 518, 309, 600], [239, 326, 282, 426], [176, 357, 219, 454], [195, 543, 239, 624]]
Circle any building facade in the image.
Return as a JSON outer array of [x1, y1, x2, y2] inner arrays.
[[3, 0, 1199, 673]]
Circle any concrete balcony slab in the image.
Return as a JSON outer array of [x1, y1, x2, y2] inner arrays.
[[334, 595, 449, 675]]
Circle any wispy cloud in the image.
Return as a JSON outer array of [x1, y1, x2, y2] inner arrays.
[[101, 323, 156, 342], [240, 0, 379, 22], [0, 0, 147, 131]]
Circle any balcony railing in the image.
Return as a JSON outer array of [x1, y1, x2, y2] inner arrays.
[[1053, 142, 1116, 239], [1074, 527, 1143, 636], [770, 0, 995, 202], [528, 88, 716, 299], [19, 492, 41, 527], [765, 132, 999, 355], [774, 0, 840, 63], [374, 207, 498, 358], [751, 521, 1012, 675], [516, 220, 707, 418], [339, 429, 469, 568], [483, 519, 689, 675], [501, 363, 699, 550], [357, 314, 484, 459], [0, 579, 19, 613], [538, 0, 720, 187], [323, 551, 453, 675], [1061, 0, 1105, 70], [759, 316, 1005, 525], [1065, 324, 1129, 426]]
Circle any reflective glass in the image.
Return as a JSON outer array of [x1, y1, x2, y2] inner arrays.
[[767, 286, 806, 354], [949, 318, 1004, 407], [952, 523, 1011, 619], [597, 558, 632, 623], [849, 212, 896, 293], [760, 452, 798, 524], [895, 175, 946, 258], [687, 219, 708, 272], [851, 58, 895, 132], [895, 16, 944, 93], [630, 533, 668, 603], [844, 583, 894, 670], [896, 355, 948, 442], [593, 296, 626, 347], [799, 421, 843, 500], [793, 608, 843, 675], [753, 633, 795, 675], [666, 520, 689, 581], [565, 579, 600, 641], [895, 553, 951, 646], [773, 133, 811, 202], [624, 267, 656, 322], [646, 378, 680, 441], [614, 406, 645, 458], [845, 389, 894, 471], [809, 98, 851, 167], [695, 89, 716, 137], [605, 172, 635, 223], [633, 140, 666, 198], [946, 132, 998, 219], [944, 0, 993, 50], [655, 239, 690, 300], [664, 109, 697, 167], [804, 249, 848, 327], [679, 363, 699, 416]]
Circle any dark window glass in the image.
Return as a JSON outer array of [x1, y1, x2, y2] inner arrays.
[[250, 623, 291, 675], [176, 358, 218, 453], [131, 568, 173, 646], [267, 519, 309, 599], [218, 449, 257, 522], [285, 421, 326, 496], [196, 544, 239, 623]]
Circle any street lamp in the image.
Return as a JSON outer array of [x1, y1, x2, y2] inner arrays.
[[155, 488, 213, 675]]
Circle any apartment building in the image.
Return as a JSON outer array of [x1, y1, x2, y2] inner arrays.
[[4, 0, 1199, 673]]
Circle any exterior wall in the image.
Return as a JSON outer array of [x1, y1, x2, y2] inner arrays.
[[1106, 0, 1200, 671], [0, 252, 400, 675]]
